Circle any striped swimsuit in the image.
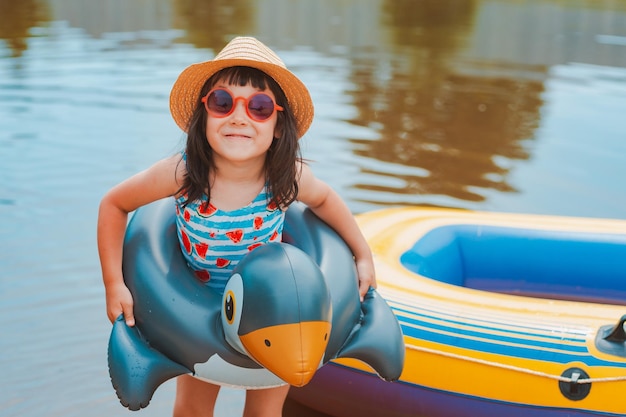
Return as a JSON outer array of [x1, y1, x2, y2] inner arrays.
[[175, 187, 285, 294]]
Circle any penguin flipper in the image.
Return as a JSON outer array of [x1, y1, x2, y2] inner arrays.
[[335, 289, 405, 381], [108, 315, 191, 410]]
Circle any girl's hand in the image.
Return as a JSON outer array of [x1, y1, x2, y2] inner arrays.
[[106, 281, 135, 327], [356, 258, 377, 302]]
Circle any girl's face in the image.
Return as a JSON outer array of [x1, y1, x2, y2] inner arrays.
[[205, 82, 280, 167]]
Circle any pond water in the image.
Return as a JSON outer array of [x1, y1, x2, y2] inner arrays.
[[1, 0, 625, 416]]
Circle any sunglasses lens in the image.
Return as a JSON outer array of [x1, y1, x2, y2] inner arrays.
[[248, 94, 276, 121], [207, 90, 233, 115]]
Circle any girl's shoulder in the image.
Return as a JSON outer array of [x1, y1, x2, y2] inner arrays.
[[294, 162, 332, 208], [295, 161, 315, 189], [164, 152, 186, 179], [145, 153, 186, 198]]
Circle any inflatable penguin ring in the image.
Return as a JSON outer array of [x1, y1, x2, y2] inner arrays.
[[107, 198, 405, 410]]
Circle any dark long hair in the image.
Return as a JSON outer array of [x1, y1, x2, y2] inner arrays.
[[178, 66, 301, 209]]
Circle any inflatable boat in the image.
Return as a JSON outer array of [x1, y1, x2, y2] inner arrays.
[[289, 207, 626, 417]]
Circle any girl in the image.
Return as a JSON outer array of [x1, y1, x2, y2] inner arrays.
[[97, 36, 376, 417]]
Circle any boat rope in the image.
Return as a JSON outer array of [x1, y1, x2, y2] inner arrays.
[[406, 344, 626, 384]]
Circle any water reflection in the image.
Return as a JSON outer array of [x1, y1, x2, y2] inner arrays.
[[0, 0, 50, 57], [383, 0, 478, 51], [347, 0, 540, 204], [350, 73, 541, 203], [172, 0, 255, 48]]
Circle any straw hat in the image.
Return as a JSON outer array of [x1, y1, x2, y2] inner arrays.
[[169, 36, 314, 139]]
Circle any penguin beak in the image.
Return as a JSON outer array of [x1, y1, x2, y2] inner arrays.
[[239, 321, 331, 387]]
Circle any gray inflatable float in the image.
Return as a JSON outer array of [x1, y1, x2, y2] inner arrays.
[[108, 198, 404, 410]]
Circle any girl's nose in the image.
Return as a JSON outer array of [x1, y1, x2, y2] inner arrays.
[[229, 100, 249, 123]]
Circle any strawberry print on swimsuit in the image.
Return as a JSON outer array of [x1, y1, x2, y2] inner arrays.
[[174, 186, 284, 294]]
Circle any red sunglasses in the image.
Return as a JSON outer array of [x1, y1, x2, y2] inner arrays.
[[201, 88, 283, 122]]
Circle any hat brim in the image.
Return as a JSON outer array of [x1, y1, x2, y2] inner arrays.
[[170, 58, 313, 139]]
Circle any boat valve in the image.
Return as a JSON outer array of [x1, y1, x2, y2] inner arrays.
[[594, 314, 626, 358], [558, 367, 591, 401], [604, 314, 626, 343]]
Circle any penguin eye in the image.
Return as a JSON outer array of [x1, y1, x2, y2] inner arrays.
[[224, 290, 236, 325]]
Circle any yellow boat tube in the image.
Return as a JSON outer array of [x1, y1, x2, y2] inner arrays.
[[290, 207, 626, 417]]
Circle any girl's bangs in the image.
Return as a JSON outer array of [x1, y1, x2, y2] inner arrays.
[[211, 66, 271, 91]]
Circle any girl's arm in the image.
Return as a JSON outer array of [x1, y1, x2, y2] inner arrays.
[[296, 163, 376, 301], [97, 154, 183, 326]]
